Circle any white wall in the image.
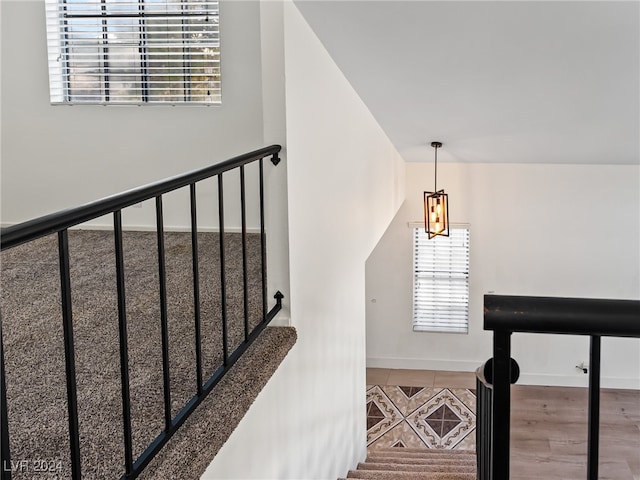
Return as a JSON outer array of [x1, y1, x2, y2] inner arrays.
[[260, 0, 291, 323], [1, 0, 268, 231], [366, 161, 640, 389], [201, 2, 405, 478]]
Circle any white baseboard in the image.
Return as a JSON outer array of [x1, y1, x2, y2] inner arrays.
[[367, 356, 640, 390], [518, 373, 640, 390]]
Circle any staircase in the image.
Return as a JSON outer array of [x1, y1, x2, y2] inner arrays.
[[341, 447, 476, 480]]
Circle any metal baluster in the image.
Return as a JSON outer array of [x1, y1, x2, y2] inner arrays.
[[190, 184, 203, 395], [58, 230, 82, 479], [113, 211, 133, 474], [587, 335, 601, 480], [476, 377, 490, 480], [1, 320, 11, 480], [483, 388, 493, 480], [258, 158, 267, 322], [485, 382, 493, 480], [492, 331, 511, 480], [156, 196, 172, 430], [475, 376, 482, 480], [218, 175, 228, 365], [239, 166, 249, 342]]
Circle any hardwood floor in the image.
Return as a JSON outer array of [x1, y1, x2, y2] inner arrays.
[[366, 367, 476, 389], [366, 368, 640, 479], [511, 384, 640, 480]]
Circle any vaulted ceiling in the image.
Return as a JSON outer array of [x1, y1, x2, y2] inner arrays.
[[295, 1, 639, 165]]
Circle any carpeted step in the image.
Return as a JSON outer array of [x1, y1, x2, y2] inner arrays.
[[366, 455, 475, 463], [368, 448, 475, 458], [341, 447, 477, 480], [364, 455, 475, 466], [369, 447, 475, 456], [357, 462, 476, 473], [346, 470, 476, 479]]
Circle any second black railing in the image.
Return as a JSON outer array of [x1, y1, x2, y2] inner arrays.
[[476, 294, 640, 480]]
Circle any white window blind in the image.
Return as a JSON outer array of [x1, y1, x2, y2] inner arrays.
[[45, 0, 221, 105], [413, 226, 470, 334]]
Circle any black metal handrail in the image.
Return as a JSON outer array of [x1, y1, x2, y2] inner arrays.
[[484, 295, 640, 338], [479, 294, 640, 480], [0, 145, 280, 250], [0, 145, 283, 480]]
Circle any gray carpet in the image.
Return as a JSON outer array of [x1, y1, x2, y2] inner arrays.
[[1, 229, 294, 479]]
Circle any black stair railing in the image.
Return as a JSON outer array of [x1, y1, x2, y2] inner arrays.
[[477, 294, 640, 480], [0, 145, 283, 480]]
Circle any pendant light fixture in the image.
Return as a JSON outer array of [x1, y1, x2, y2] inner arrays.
[[424, 141, 449, 239]]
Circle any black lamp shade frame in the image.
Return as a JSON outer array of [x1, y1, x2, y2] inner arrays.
[[424, 189, 449, 239]]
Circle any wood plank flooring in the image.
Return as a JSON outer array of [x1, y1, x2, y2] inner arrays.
[[367, 368, 640, 480], [367, 368, 476, 389], [511, 384, 640, 480]]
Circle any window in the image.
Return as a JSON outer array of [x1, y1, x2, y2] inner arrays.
[[412, 226, 470, 333], [45, 0, 221, 105]]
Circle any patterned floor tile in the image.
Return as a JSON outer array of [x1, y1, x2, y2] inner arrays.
[[368, 420, 429, 449], [406, 388, 476, 449], [451, 388, 477, 412], [366, 385, 476, 451], [381, 385, 440, 416], [366, 385, 403, 444], [454, 431, 476, 451]]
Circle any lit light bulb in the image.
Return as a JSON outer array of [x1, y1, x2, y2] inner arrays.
[[436, 201, 442, 215]]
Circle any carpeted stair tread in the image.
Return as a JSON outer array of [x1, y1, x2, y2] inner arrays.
[[346, 470, 476, 479], [370, 447, 475, 456], [343, 448, 477, 480], [364, 455, 475, 466], [368, 448, 475, 458], [358, 462, 476, 473], [367, 455, 476, 464]]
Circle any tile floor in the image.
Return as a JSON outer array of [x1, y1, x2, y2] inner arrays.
[[365, 368, 640, 479], [366, 368, 477, 451]]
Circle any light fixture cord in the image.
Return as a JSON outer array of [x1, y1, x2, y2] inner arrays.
[[434, 144, 438, 192]]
